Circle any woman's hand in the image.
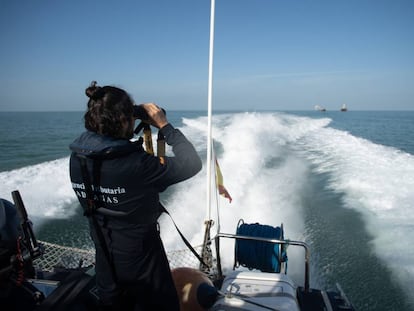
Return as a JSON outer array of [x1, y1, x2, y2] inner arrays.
[[141, 103, 168, 129]]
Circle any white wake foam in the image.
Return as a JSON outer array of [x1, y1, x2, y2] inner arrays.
[[0, 157, 76, 220], [160, 112, 330, 274], [300, 123, 414, 293]]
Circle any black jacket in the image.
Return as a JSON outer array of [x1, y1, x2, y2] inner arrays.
[[69, 124, 200, 307], [69, 124, 202, 225]]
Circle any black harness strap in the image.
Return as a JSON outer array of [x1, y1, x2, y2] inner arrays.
[[159, 204, 209, 269], [77, 155, 118, 283], [78, 157, 95, 216]]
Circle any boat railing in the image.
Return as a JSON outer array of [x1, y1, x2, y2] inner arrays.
[[214, 232, 311, 292]]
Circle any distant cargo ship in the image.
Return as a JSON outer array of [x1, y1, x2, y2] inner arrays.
[[314, 105, 326, 112]]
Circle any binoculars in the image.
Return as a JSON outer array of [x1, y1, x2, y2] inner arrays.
[[133, 105, 166, 120]]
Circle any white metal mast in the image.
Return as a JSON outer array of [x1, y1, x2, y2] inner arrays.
[[206, 0, 216, 220]]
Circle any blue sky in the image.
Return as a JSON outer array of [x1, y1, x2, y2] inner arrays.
[[0, 0, 413, 111]]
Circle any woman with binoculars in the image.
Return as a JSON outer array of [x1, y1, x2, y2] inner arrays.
[[69, 82, 202, 311]]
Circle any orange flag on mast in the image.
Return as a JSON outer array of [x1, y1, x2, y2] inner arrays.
[[215, 158, 232, 203]]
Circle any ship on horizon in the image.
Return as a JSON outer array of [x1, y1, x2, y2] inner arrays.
[[314, 105, 326, 112]]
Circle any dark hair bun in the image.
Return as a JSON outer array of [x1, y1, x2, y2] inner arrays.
[[85, 81, 105, 100]]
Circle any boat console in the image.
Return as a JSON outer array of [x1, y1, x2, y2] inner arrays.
[[211, 271, 300, 311], [208, 224, 355, 311]]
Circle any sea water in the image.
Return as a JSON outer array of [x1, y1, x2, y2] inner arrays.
[[0, 110, 413, 311]]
